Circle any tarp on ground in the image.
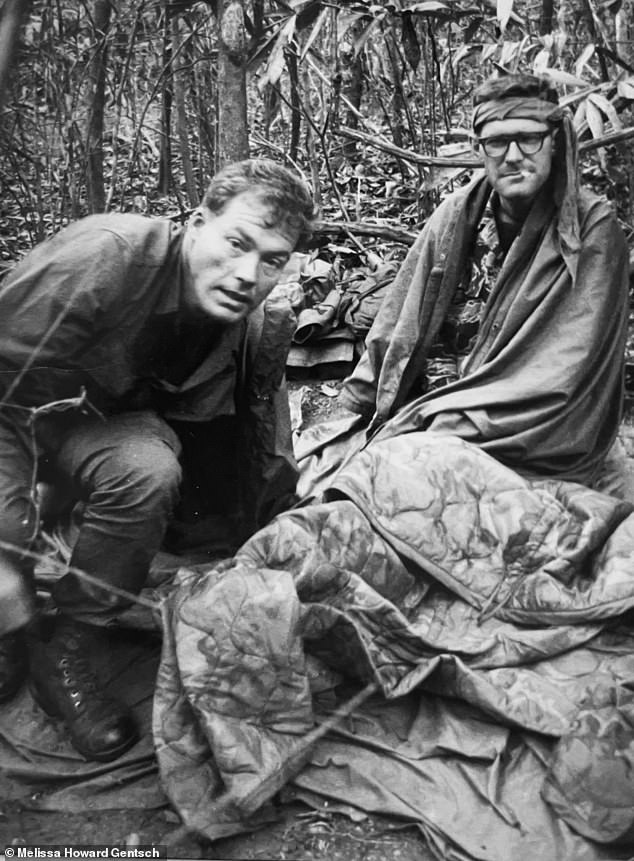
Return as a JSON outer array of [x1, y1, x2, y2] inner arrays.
[[4, 433, 634, 860]]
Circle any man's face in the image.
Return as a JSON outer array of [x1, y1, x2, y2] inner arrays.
[[182, 191, 298, 324], [477, 118, 554, 214]]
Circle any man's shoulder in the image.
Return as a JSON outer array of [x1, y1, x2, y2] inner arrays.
[[577, 186, 617, 219], [55, 213, 182, 263], [576, 187, 624, 241], [3, 213, 183, 308], [425, 174, 486, 225], [435, 178, 479, 212], [410, 174, 486, 252]]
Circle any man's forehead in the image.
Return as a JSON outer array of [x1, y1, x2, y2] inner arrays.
[[194, 195, 296, 254], [479, 117, 551, 137], [212, 191, 297, 238]]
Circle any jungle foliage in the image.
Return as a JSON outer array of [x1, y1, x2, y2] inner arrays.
[[1, 0, 634, 265]]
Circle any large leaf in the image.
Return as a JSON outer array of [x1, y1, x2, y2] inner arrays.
[[257, 14, 297, 92], [574, 43, 596, 79], [481, 42, 498, 63], [541, 67, 589, 88], [401, 11, 421, 70], [353, 16, 382, 57], [497, 0, 513, 33], [617, 78, 634, 100], [585, 97, 604, 138], [408, 1, 451, 13], [499, 39, 524, 70], [451, 43, 477, 70], [588, 92, 623, 130], [532, 45, 551, 73], [560, 83, 605, 109], [572, 98, 587, 132], [337, 9, 370, 37], [300, 7, 329, 61]]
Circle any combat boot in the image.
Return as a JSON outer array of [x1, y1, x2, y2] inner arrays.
[[0, 630, 28, 703], [29, 616, 138, 762]]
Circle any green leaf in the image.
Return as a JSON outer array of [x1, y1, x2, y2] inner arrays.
[[257, 14, 297, 92], [300, 7, 329, 61], [588, 92, 623, 130], [585, 98, 604, 138], [408, 1, 450, 13], [401, 12, 421, 70], [542, 67, 589, 88], [353, 17, 382, 57], [617, 78, 634, 100], [574, 43, 596, 79], [496, 0, 513, 32], [532, 46, 551, 73]]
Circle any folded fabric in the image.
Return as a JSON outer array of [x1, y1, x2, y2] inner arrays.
[[293, 289, 344, 344]]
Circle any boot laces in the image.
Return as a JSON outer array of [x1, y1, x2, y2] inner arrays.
[[56, 651, 98, 706]]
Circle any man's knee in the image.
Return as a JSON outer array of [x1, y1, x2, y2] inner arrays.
[[55, 412, 183, 511], [93, 438, 182, 509]]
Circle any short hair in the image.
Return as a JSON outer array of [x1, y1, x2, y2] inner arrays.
[[202, 158, 315, 247], [473, 73, 559, 108]]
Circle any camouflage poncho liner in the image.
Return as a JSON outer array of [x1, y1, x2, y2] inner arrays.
[[155, 432, 634, 859]]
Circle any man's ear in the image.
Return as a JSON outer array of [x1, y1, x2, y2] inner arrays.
[[187, 208, 209, 230]]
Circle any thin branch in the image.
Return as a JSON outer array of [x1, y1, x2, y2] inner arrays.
[[0, 538, 160, 611], [231, 681, 379, 818], [313, 219, 417, 245], [580, 125, 634, 151], [337, 125, 480, 167], [337, 123, 634, 166]]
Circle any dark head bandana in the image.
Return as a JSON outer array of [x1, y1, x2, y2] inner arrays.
[[472, 96, 563, 133]]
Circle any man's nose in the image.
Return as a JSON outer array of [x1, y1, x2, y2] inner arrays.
[[234, 251, 259, 285], [504, 140, 523, 161]]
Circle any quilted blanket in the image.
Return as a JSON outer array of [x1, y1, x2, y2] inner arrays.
[[154, 432, 634, 859]]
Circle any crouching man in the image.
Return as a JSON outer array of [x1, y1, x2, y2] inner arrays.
[[0, 158, 314, 762]]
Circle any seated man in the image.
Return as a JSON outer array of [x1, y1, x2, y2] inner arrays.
[[299, 73, 629, 498], [0, 158, 314, 762]]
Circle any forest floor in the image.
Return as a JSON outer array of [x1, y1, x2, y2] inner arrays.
[[0, 378, 439, 861], [0, 802, 436, 861]]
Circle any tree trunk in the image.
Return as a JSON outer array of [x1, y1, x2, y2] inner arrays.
[[385, 30, 405, 149], [539, 0, 555, 34], [303, 66, 321, 212], [216, 0, 249, 169], [193, 49, 215, 187], [171, 12, 198, 205], [85, 0, 112, 213], [0, 0, 30, 116], [287, 46, 301, 165], [158, 1, 173, 195], [341, 18, 365, 160]]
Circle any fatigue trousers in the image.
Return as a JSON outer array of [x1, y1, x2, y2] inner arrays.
[[0, 410, 183, 630]]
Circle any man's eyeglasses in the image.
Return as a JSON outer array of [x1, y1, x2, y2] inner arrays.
[[476, 131, 551, 159]]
